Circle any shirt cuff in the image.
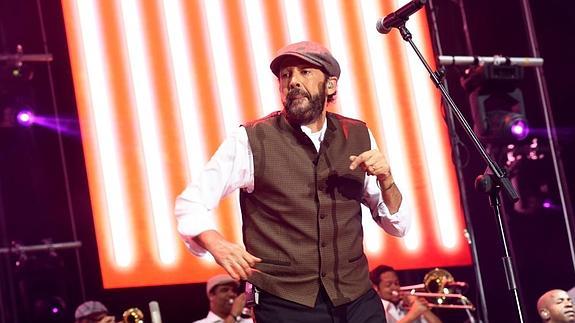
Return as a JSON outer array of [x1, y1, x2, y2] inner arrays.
[[374, 199, 411, 237], [175, 207, 218, 256]]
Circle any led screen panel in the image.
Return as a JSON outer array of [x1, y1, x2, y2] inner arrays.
[[61, 0, 471, 288]]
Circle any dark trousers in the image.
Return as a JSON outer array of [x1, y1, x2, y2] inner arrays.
[[253, 287, 387, 323]]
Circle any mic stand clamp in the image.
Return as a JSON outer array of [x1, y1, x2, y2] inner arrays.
[[394, 23, 524, 322]]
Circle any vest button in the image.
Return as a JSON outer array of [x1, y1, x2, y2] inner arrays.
[[320, 214, 326, 219], [321, 242, 326, 247], [321, 272, 327, 277]]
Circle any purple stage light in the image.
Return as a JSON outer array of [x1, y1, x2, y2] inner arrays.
[[16, 110, 35, 127], [542, 199, 552, 209], [510, 119, 529, 140]]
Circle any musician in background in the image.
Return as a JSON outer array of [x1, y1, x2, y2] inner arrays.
[[537, 289, 575, 323], [370, 265, 442, 323], [193, 274, 253, 323], [74, 300, 115, 323]]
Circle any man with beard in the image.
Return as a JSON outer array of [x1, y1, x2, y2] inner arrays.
[[176, 41, 410, 322], [537, 289, 575, 323], [193, 274, 253, 323]]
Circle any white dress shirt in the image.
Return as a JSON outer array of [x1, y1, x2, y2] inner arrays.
[[382, 299, 428, 323], [192, 311, 253, 323], [175, 121, 411, 255]]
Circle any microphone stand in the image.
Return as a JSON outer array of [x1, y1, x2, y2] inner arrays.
[[393, 24, 525, 322]]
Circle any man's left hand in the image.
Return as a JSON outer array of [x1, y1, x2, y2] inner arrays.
[[349, 149, 392, 182]]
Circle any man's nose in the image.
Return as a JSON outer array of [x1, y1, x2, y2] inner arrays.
[[288, 75, 302, 89]]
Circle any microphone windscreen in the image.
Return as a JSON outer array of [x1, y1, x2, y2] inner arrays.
[[376, 18, 391, 34]]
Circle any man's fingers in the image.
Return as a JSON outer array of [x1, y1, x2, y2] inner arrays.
[[245, 253, 262, 267], [236, 257, 254, 277], [349, 154, 367, 170], [230, 261, 250, 280]]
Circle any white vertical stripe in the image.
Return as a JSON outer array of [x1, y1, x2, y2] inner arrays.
[[162, 0, 207, 180], [282, 0, 308, 42], [76, 0, 134, 267], [404, 13, 459, 248], [321, 0, 356, 117], [243, 0, 281, 115], [120, 0, 177, 264], [203, 0, 242, 133], [203, 0, 244, 241], [359, 0, 422, 252]]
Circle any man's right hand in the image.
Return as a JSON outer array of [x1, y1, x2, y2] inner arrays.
[[194, 230, 261, 280], [399, 295, 430, 322]]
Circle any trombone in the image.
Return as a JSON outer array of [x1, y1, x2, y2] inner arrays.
[[398, 268, 475, 310]]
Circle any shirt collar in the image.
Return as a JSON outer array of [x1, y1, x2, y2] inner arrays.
[[206, 311, 225, 322]]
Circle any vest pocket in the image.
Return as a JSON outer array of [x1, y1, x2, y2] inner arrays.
[[260, 258, 292, 266], [348, 253, 364, 263]]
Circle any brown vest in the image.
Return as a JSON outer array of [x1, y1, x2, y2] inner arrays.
[[240, 111, 372, 307]]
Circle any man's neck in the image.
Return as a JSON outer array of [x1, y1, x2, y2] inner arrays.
[[303, 112, 327, 133]]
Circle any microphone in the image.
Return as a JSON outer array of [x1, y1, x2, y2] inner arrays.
[[438, 55, 544, 67], [376, 0, 427, 34], [149, 301, 162, 323]]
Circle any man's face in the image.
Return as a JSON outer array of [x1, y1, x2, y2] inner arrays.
[[540, 290, 575, 322], [278, 57, 329, 125], [209, 283, 239, 314], [377, 271, 401, 304]]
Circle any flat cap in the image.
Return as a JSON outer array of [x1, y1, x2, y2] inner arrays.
[[74, 301, 108, 319], [206, 274, 240, 296], [270, 41, 341, 78]]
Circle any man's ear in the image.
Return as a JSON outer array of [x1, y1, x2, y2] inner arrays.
[[539, 309, 550, 320], [326, 77, 338, 95]]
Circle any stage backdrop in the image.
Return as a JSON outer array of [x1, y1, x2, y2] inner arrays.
[[60, 0, 471, 288]]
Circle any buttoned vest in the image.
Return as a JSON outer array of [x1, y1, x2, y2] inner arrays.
[[240, 111, 372, 307]]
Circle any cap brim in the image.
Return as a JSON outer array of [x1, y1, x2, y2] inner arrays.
[[270, 52, 326, 77]]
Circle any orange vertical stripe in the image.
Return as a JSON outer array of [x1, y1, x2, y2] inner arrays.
[[302, 0, 328, 44], [97, 0, 148, 284], [139, 0, 186, 202], [181, 0, 224, 154], [222, 0, 260, 121], [338, 1, 384, 148], [262, 0, 289, 53]]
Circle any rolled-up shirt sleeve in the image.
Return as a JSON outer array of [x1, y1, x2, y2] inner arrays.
[[174, 127, 253, 256], [362, 129, 411, 237]]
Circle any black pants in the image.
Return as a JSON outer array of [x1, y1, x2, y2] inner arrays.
[[253, 287, 387, 323]]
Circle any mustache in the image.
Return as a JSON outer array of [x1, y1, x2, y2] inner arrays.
[[287, 89, 310, 101]]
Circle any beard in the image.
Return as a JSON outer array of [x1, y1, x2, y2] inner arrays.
[[283, 84, 326, 126]]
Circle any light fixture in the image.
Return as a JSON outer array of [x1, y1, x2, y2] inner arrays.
[[16, 109, 35, 127], [462, 64, 529, 144]]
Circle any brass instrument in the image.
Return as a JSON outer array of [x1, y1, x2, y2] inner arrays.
[[399, 268, 475, 310], [122, 307, 144, 323]]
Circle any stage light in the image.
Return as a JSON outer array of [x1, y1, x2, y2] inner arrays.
[[462, 64, 529, 144], [16, 109, 35, 127], [32, 296, 67, 323], [510, 118, 529, 140]]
